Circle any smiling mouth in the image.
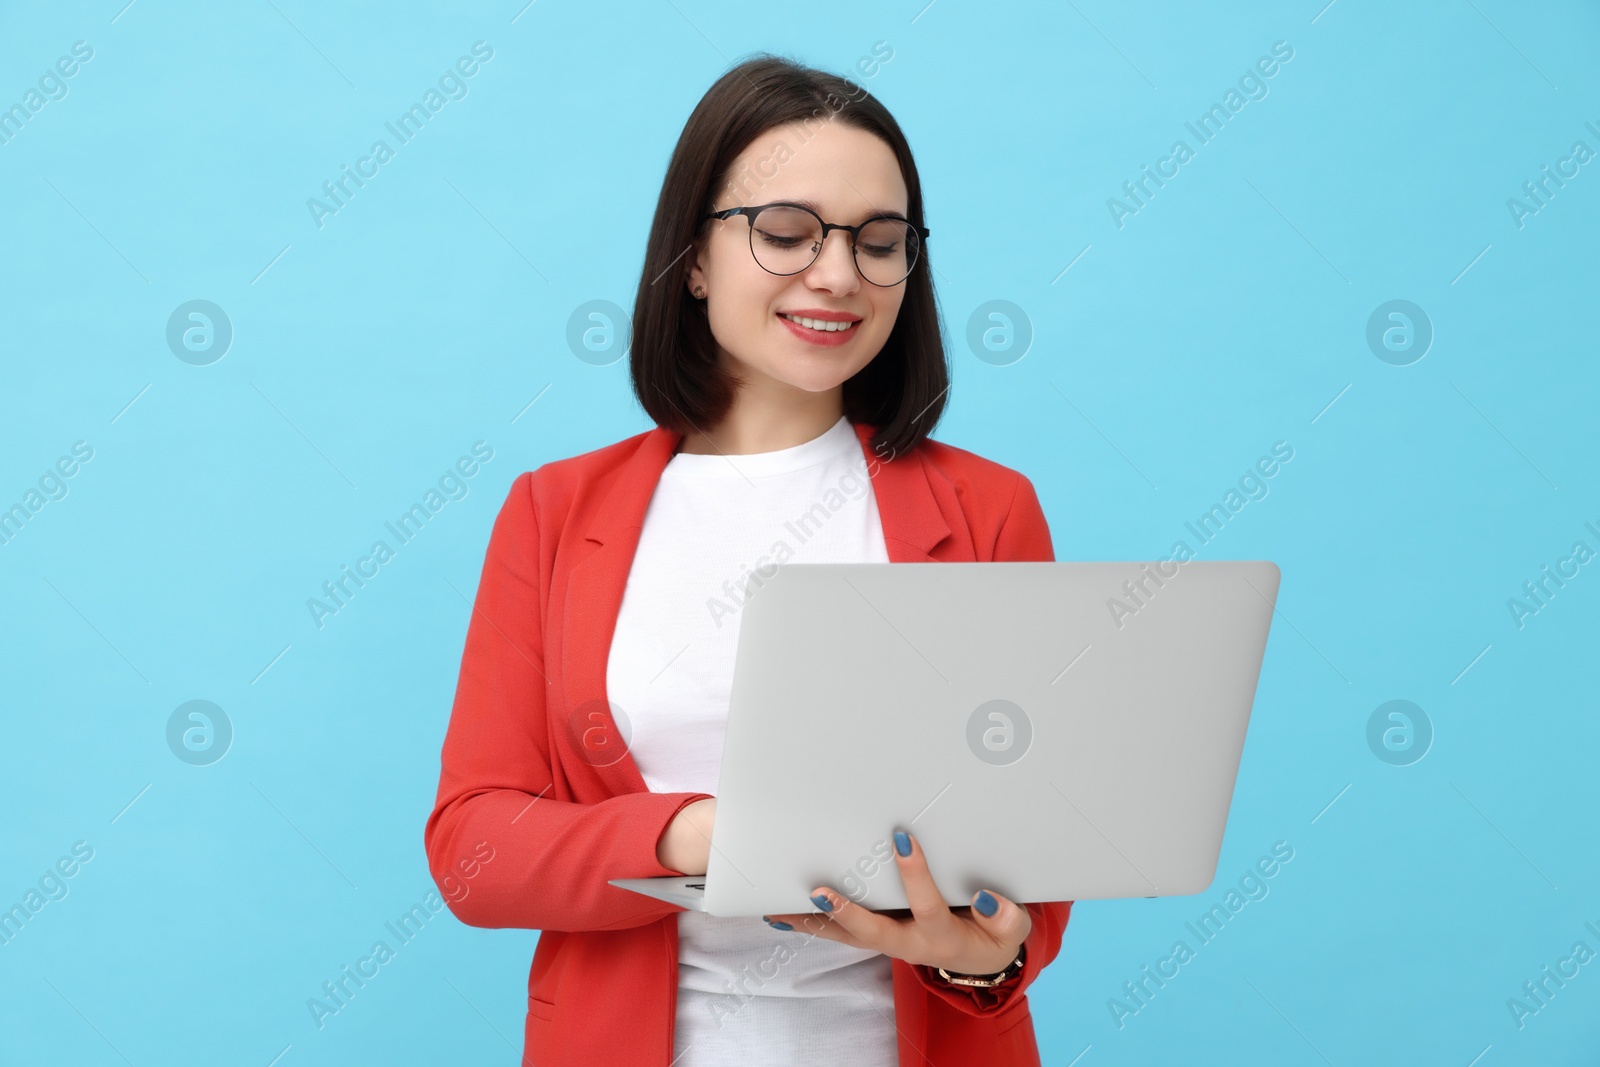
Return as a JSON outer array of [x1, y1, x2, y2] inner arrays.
[[778, 312, 859, 333]]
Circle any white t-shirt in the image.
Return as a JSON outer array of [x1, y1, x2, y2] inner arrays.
[[607, 414, 898, 1066]]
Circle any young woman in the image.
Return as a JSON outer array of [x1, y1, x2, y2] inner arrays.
[[424, 54, 1072, 1066]]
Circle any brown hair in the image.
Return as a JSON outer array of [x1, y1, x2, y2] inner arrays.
[[629, 53, 948, 461]]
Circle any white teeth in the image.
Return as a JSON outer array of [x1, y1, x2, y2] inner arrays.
[[780, 313, 856, 333]]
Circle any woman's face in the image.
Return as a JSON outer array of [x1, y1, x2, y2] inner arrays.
[[687, 121, 911, 403]]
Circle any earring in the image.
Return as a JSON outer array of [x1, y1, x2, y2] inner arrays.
[[693, 286, 705, 299]]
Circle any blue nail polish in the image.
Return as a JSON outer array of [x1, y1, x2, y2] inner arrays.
[[767, 919, 793, 931], [810, 893, 834, 912], [894, 831, 911, 857], [974, 890, 998, 917]]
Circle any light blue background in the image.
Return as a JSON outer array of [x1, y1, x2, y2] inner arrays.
[[2, 1, 1596, 1064]]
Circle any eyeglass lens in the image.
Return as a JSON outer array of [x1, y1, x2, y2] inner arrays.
[[749, 206, 919, 286]]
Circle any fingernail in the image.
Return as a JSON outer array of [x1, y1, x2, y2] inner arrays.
[[974, 890, 998, 917], [767, 919, 793, 931], [893, 830, 911, 857], [810, 892, 834, 912]]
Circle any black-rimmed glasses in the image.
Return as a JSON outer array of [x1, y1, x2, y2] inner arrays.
[[701, 202, 929, 287]]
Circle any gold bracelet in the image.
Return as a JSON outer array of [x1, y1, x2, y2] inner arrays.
[[935, 952, 1025, 989]]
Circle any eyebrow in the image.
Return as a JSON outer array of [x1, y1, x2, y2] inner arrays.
[[774, 198, 910, 223]]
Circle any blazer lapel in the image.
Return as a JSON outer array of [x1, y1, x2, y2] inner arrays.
[[852, 421, 952, 565], [563, 420, 953, 798]]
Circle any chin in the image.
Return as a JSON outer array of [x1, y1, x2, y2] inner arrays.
[[732, 344, 877, 395], [781, 356, 874, 390]]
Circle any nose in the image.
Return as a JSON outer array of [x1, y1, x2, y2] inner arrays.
[[805, 229, 861, 293]]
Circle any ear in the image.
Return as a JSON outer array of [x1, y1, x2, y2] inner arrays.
[[686, 236, 709, 298]]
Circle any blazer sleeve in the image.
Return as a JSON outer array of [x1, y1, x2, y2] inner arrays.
[[423, 470, 715, 933], [908, 468, 1075, 1017]]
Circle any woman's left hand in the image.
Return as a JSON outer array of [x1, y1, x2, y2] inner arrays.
[[760, 829, 1030, 976]]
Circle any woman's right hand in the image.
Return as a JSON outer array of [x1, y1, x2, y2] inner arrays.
[[657, 798, 717, 876]]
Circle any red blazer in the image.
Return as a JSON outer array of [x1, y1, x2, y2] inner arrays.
[[424, 420, 1073, 1066]]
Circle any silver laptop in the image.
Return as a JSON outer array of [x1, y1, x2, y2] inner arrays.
[[610, 560, 1279, 917]]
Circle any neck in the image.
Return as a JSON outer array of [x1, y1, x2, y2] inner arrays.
[[676, 397, 845, 457]]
